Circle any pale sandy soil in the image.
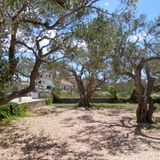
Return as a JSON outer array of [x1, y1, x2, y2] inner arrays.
[[0, 106, 160, 160]]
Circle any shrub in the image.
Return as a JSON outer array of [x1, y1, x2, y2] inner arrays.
[[14, 103, 28, 116], [0, 102, 28, 121], [107, 86, 118, 102], [128, 88, 137, 103], [152, 94, 160, 104], [51, 86, 60, 102], [153, 97, 160, 104], [45, 98, 52, 105]]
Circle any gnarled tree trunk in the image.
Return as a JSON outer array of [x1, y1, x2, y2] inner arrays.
[[134, 66, 155, 123], [147, 96, 155, 123], [136, 94, 148, 123], [78, 94, 92, 109], [71, 70, 94, 110], [136, 94, 155, 123]]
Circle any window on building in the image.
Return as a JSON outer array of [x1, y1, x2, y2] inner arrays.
[[39, 80, 41, 84], [64, 86, 66, 90], [47, 85, 51, 90]]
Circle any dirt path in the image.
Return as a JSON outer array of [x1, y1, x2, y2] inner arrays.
[[0, 107, 160, 160]]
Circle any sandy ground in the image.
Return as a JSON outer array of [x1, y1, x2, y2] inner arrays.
[[0, 106, 160, 160]]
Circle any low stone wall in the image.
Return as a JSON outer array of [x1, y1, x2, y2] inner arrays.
[[56, 98, 128, 104], [21, 98, 130, 109], [22, 100, 46, 110]]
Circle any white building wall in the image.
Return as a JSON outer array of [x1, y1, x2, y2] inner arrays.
[[31, 92, 39, 99], [37, 77, 54, 91]]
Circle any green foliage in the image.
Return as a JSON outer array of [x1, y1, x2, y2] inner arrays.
[[15, 103, 28, 116], [45, 98, 52, 105], [152, 93, 160, 104], [153, 97, 160, 104], [128, 88, 137, 103], [107, 86, 118, 101], [0, 0, 97, 104], [51, 86, 60, 102], [114, 81, 134, 98], [0, 102, 28, 122], [152, 117, 160, 130]]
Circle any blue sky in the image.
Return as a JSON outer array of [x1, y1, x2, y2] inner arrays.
[[137, 0, 160, 20], [98, 0, 160, 21]]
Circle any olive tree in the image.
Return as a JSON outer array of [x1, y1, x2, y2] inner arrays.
[[64, 14, 115, 109], [111, 6, 160, 123], [0, 0, 98, 105]]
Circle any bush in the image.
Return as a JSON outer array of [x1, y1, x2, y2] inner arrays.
[[128, 88, 137, 103], [45, 98, 52, 105], [107, 86, 118, 102], [0, 102, 28, 121], [15, 103, 28, 116], [51, 86, 60, 102], [152, 95, 160, 104]]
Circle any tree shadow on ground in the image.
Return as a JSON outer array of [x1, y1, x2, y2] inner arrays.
[[70, 113, 160, 155], [0, 124, 104, 160], [33, 107, 74, 117], [0, 108, 160, 159]]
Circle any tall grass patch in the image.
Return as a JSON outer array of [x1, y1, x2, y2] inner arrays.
[[0, 102, 29, 125]]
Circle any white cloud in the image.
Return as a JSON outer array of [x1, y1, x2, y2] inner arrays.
[[104, 1, 109, 6], [73, 39, 87, 50], [48, 30, 56, 39], [40, 39, 49, 47], [39, 30, 56, 54], [128, 33, 147, 43], [16, 29, 56, 54]]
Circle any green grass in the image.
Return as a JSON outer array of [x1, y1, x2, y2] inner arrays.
[[54, 102, 137, 111], [0, 103, 30, 126], [95, 103, 160, 112], [54, 103, 78, 109], [0, 116, 16, 126], [93, 91, 109, 98], [0, 111, 30, 126], [60, 92, 79, 98], [93, 103, 136, 111], [54, 102, 160, 112]]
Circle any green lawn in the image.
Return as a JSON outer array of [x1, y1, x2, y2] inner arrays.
[[54, 103, 136, 111], [54, 102, 160, 112], [53, 103, 78, 109], [60, 92, 79, 98], [94, 103, 136, 111]]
